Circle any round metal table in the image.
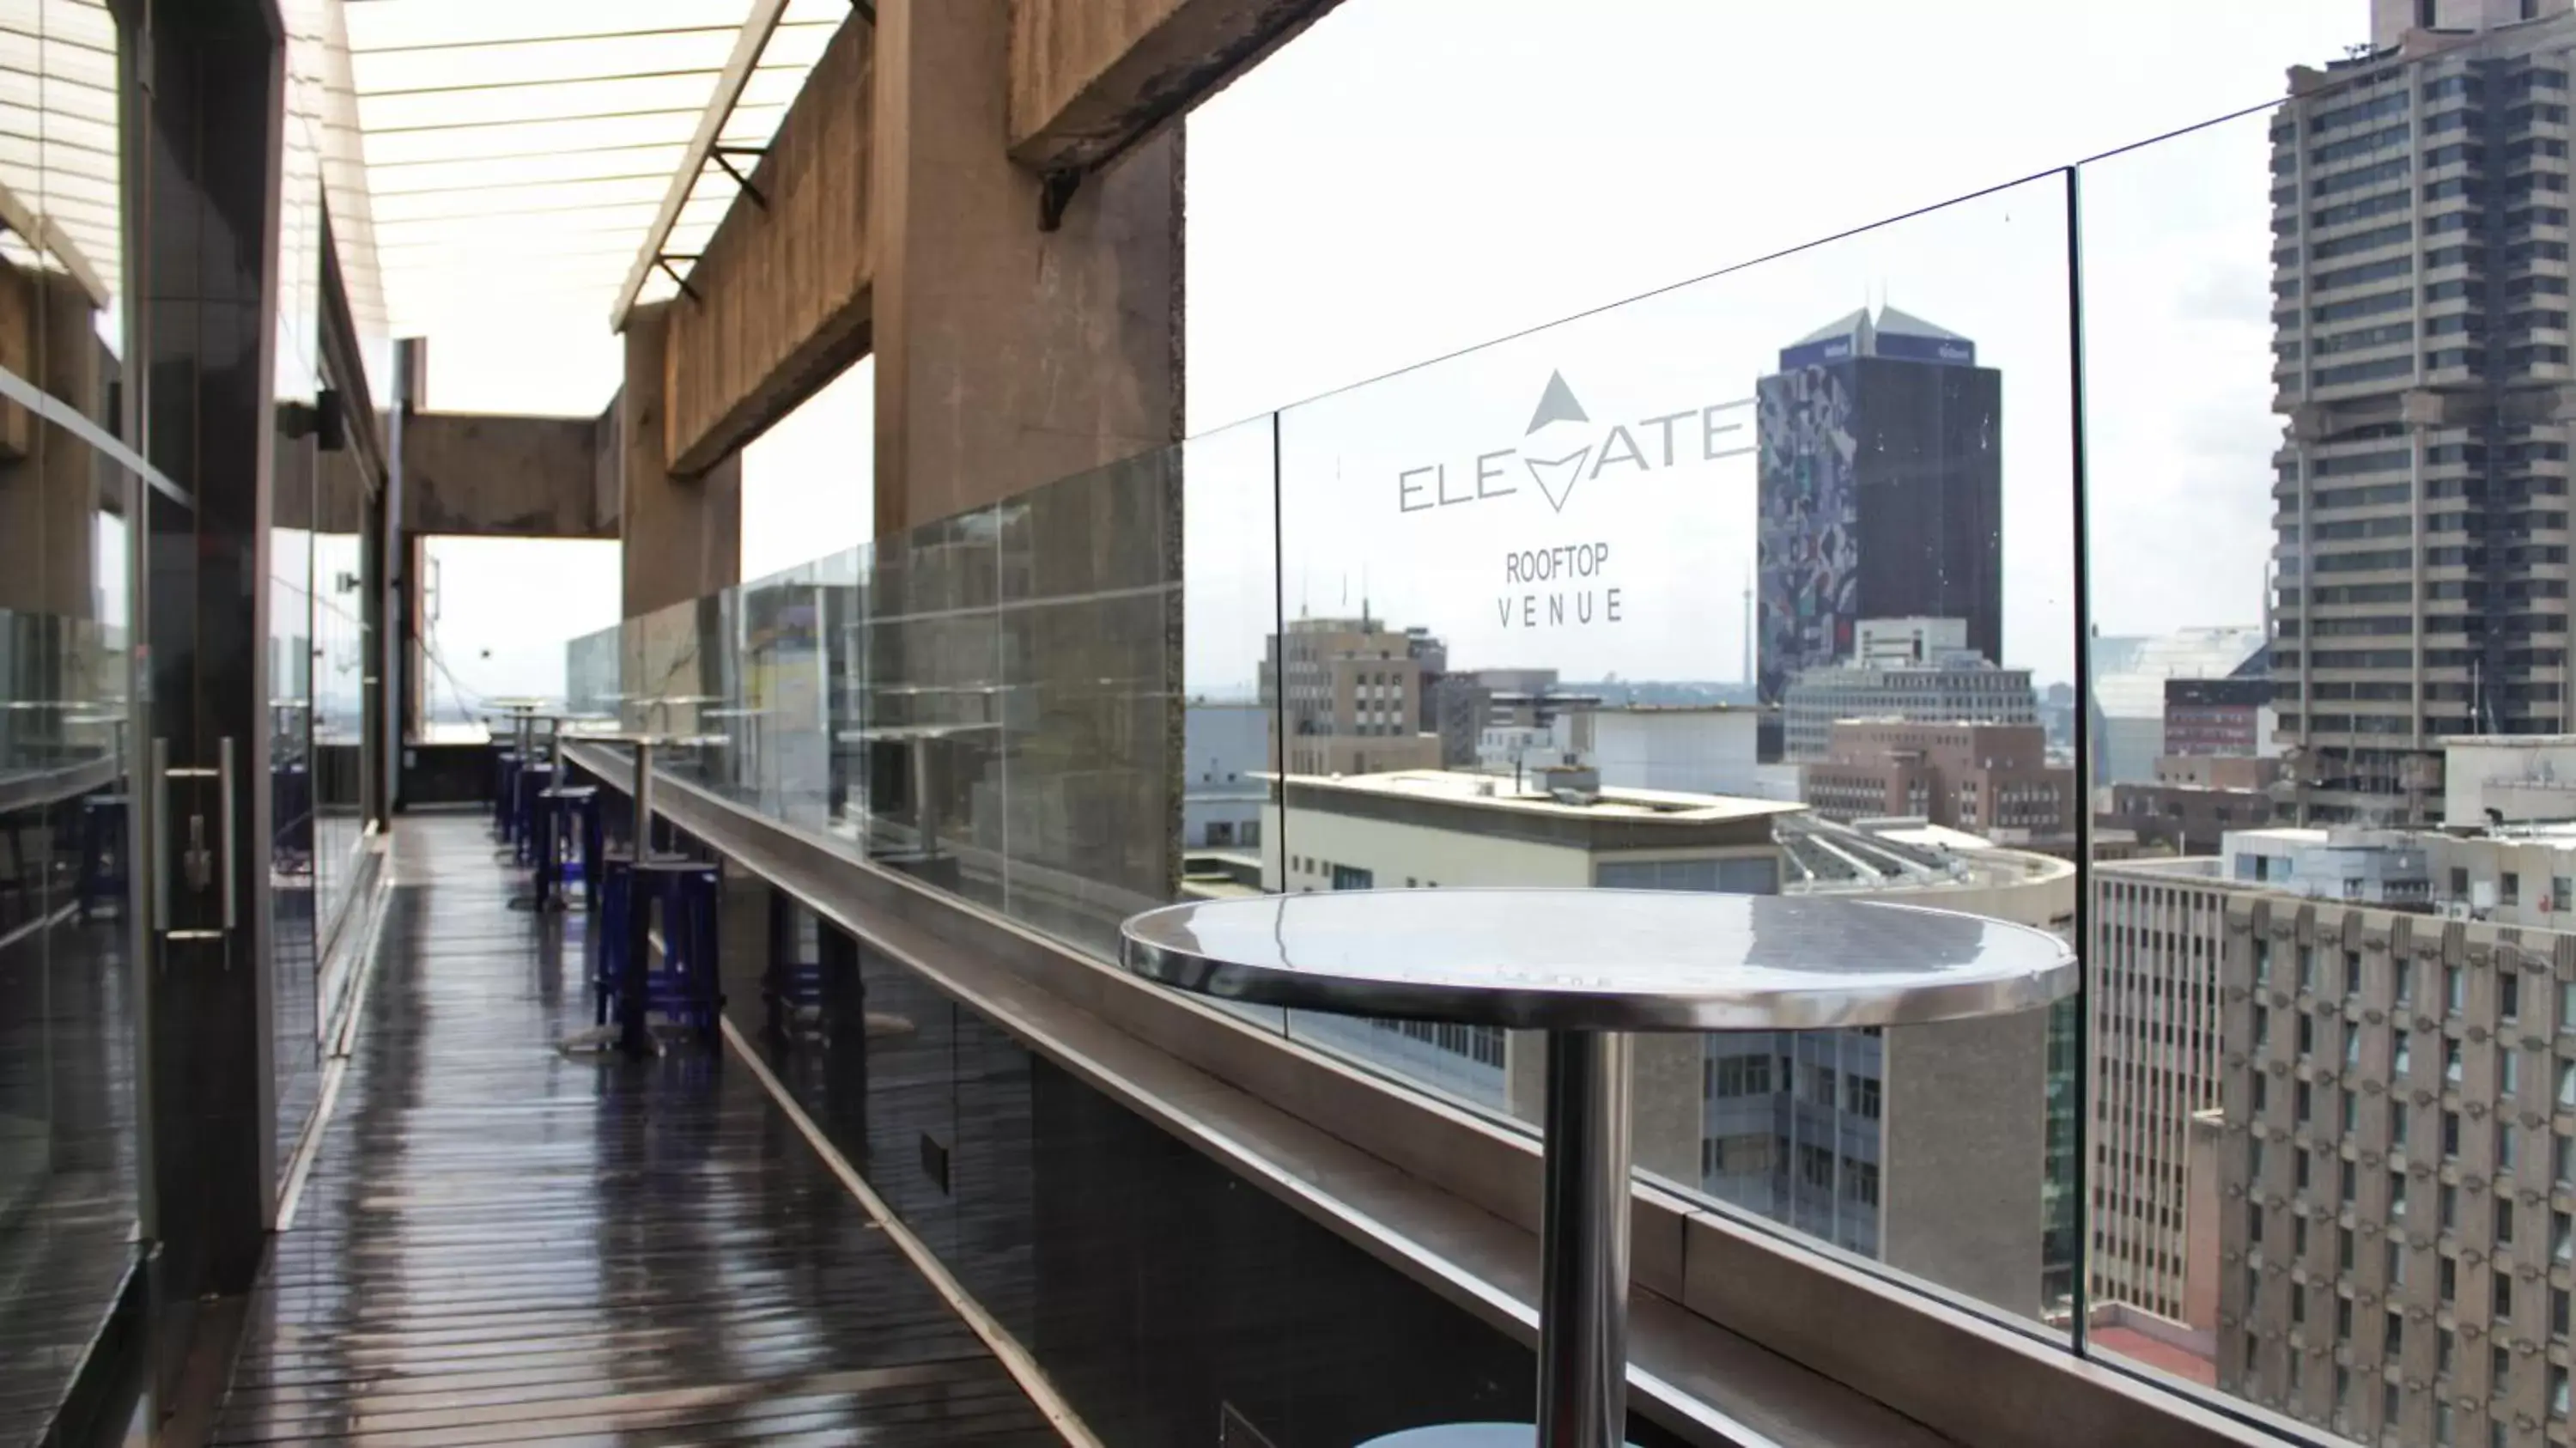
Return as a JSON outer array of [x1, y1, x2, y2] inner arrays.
[[1119, 888, 2077, 1448]]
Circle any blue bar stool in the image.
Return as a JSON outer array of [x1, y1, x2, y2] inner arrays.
[[641, 860, 723, 1041], [599, 856, 723, 1053], [594, 847, 636, 1027], [761, 891, 827, 1045], [76, 792, 126, 922], [533, 784, 598, 911], [511, 763, 556, 866], [573, 787, 605, 910]]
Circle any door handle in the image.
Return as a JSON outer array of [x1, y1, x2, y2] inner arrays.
[[183, 812, 211, 891], [151, 736, 169, 929], [218, 735, 237, 930], [154, 739, 238, 940]]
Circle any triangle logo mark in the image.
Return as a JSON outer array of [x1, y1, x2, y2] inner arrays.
[[1525, 370, 1589, 435], [1524, 447, 1591, 514]]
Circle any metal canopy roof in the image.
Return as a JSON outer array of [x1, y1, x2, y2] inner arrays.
[[344, 0, 847, 346]]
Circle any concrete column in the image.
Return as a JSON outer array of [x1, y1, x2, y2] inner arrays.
[[871, 0, 1182, 535], [620, 301, 741, 618]]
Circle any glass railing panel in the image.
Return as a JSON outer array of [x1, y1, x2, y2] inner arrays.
[[564, 622, 622, 719], [1178, 416, 1289, 1033], [729, 559, 832, 830], [2073, 80, 2478, 1439], [991, 445, 1180, 958], [622, 593, 712, 733], [1270, 169, 2081, 1330], [856, 503, 1006, 910], [820, 542, 869, 853], [2073, 101, 2276, 1408], [664, 581, 741, 796]]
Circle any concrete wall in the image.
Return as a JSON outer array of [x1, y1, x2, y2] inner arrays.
[[1583, 711, 1785, 799], [1258, 802, 1593, 891], [1882, 1007, 2048, 1317], [401, 411, 612, 538], [663, 14, 876, 478]]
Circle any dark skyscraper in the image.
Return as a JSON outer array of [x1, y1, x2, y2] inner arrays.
[[1754, 307, 2002, 702]]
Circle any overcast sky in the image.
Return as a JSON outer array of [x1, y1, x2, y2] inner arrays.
[[431, 0, 2364, 700]]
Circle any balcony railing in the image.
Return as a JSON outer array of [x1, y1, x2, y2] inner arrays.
[[546, 80, 2544, 1448]]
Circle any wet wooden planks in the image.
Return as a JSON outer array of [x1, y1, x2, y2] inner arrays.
[[210, 817, 1058, 1446]]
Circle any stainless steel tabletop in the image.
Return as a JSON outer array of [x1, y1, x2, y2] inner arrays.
[[1120, 889, 2077, 1032]]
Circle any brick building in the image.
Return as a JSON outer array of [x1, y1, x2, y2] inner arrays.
[[2164, 677, 2269, 757], [2103, 756, 2287, 855], [1799, 720, 2075, 844]]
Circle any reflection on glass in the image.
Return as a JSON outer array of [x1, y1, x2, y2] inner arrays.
[[0, 414, 137, 1434], [270, 423, 322, 1171]]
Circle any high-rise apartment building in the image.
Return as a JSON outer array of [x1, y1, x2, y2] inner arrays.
[[1259, 615, 1443, 776], [2375, 1, 2576, 52], [1755, 307, 2002, 703], [2270, 7, 2576, 823]]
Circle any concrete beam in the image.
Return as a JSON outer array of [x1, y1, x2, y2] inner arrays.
[[661, 14, 875, 478], [400, 411, 613, 538], [874, 0, 1182, 533], [1007, 0, 1341, 174]]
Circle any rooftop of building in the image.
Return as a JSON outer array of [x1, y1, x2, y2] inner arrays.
[[1789, 657, 2026, 678], [1274, 769, 1805, 824], [1792, 304, 1970, 346], [2445, 733, 2576, 748], [1814, 715, 2051, 740], [2093, 854, 2229, 882], [1778, 813, 2075, 900], [1570, 702, 1767, 716]]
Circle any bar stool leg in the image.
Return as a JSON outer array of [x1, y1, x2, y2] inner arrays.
[[1538, 1028, 1632, 1448], [618, 875, 653, 1056], [535, 797, 557, 910], [581, 798, 605, 912]]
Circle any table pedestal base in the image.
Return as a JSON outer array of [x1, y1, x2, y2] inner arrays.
[[1539, 1028, 1632, 1448]]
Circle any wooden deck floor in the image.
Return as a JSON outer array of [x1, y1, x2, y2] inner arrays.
[[210, 817, 1058, 1447]]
